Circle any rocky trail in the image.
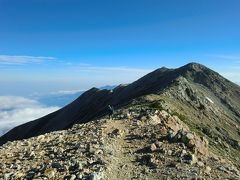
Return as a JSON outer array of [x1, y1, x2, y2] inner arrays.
[[103, 120, 136, 179], [0, 103, 239, 179]]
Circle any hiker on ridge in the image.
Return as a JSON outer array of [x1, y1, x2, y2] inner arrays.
[[108, 105, 115, 119]]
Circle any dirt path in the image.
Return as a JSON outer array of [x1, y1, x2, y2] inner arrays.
[[102, 119, 140, 180]]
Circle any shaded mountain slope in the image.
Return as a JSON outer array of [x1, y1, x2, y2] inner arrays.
[[0, 62, 240, 149]]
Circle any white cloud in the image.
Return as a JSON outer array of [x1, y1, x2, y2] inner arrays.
[[77, 65, 153, 73], [0, 55, 56, 65], [49, 89, 86, 95], [0, 96, 60, 136], [0, 96, 38, 110], [205, 54, 240, 61], [68, 65, 153, 82]]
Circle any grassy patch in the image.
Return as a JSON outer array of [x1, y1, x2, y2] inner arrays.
[[148, 100, 165, 110], [171, 111, 188, 122]]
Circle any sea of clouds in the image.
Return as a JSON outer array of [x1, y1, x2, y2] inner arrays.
[[0, 86, 115, 137], [0, 96, 60, 136]]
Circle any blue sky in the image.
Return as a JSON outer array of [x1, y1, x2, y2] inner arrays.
[[0, 0, 240, 96]]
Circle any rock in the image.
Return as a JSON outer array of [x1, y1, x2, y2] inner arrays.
[[140, 116, 147, 121], [197, 161, 205, 167], [88, 172, 102, 180], [167, 162, 177, 168], [150, 143, 157, 152], [180, 149, 187, 157], [205, 166, 211, 174], [25, 141, 31, 146], [227, 165, 240, 176], [159, 126, 168, 135], [136, 121, 141, 126], [139, 154, 157, 167], [173, 129, 183, 142], [70, 174, 77, 180], [4, 172, 13, 179], [149, 115, 161, 125], [69, 162, 80, 171], [155, 141, 163, 148], [181, 132, 194, 145], [37, 135, 45, 141], [77, 174, 83, 179], [165, 116, 183, 134], [110, 129, 123, 137], [49, 153, 55, 159], [10, 163, 20, 170], [87, 144, 95, 154], [25, 170, 35, 179], [185, 153, 198, 165], [95, 149, 104, 155], [217, 166, 226, 172], [126, 112, 132, 119], [173, 130, 209, 156], [167, 150, 173, 156], [231, 139, 240, 149], [45, 168, 56, 178], [210, 153, 219, 161], [167, 130, 175, 141], [192, 136, 209, 156], [14, 172, 25, 178], [29, 151, 35, 159], [38, 163, 47, 173], [51, 161, 62, 169], [158, 110, 169, 119]]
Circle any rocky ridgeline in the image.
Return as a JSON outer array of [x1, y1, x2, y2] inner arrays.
[[0, 105, 239, 179]]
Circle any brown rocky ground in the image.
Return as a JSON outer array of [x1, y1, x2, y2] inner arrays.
[[0, 103, 239, 180]]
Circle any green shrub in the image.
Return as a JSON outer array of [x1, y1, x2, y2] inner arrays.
[[148, 101, 164, 110]]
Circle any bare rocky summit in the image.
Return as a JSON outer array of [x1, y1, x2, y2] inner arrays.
[[0, 62, 240, 179]]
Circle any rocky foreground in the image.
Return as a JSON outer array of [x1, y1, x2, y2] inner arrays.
[[0, 104, 239, 179]]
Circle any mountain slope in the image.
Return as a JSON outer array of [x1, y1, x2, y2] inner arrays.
[[0, 63, 240, 163], [0, 105, 239, 179]]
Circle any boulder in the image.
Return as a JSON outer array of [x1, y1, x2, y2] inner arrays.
[[191, 136, 209, 156], [149, 115, 161, 125], [164, 115, 188, 134], [158, 110, 169, 120], [173, 130, 209, 156]]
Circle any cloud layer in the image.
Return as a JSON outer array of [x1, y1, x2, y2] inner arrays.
[[0, 55, 55, 65], [0, 96, 59, 136]]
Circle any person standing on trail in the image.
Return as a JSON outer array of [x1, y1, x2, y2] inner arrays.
[[108, 105, 115, 119]]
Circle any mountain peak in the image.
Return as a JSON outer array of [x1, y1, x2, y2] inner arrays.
[[0, 62, 240, 175], [1, 63, 240, 151], [157, 66, 170, 71], [180, 62, 207, 72]]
